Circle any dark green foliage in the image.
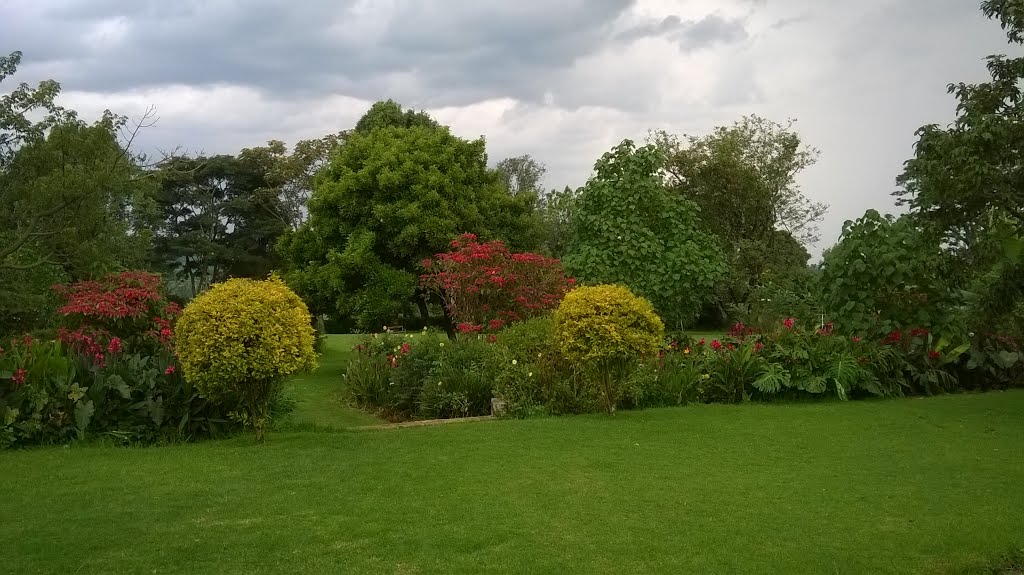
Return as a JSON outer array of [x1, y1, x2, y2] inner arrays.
[[0, 340, 236, 448], [820, 210, 959, 338], [152, 154, 288, 296], [564, 140, 727, 326], [281, 103, 540, 330], [654, 117, 824, 312]]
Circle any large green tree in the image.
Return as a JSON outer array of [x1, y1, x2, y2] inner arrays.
[[2, 51, 154, 333], [279, 102, 540, 330], [895, 0, 1024, 332], [564, 140, 727, 327], [237, 134, 343, 231], [151, 154, 288, 297], [653, 117, 824, 312], [819, 210, 957, 337]]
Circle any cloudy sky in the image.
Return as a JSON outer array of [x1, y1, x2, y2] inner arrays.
[[1, 0, 1014, 255]]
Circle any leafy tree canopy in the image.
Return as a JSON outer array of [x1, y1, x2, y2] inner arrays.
[[280, 101, 540, 330], [564, 140, 727, 327]]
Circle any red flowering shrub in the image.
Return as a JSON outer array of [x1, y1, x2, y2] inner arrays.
[[53, 271, 180, 365], [421, 234, 576, 334]]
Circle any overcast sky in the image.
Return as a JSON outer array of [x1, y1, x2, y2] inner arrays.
[[1, 0, 1015, 255]]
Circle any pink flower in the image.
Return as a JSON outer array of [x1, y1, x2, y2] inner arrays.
[[783, 317, 796, 330], [159, 327, 173, 339], [11, 368, 27, 386], [754, 342, 764, 352], [165, 365, 175, 375], [107, 337, 122, 354]]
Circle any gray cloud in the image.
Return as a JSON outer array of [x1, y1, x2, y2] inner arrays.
[[2, 0, 753, 109]]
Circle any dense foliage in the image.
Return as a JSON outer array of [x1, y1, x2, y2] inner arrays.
[[175, 276, 317, 440], [820, 210, 958, 338], [1, 272, 234, 448], [279, 103, 540, 331], [420, 233, 576, 335], [564, 140, 727, 327]]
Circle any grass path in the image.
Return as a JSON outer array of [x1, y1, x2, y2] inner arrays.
[[3, 389, 1024, 574], [282, 334, 381, 429]]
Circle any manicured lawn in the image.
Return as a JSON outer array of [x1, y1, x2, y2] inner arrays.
[[3, 380, 1024, 574], [282, 334, 382, 429]]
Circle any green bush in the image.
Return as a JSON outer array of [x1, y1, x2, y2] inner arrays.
[[554, 284, 664, 413], [175, 276, 317, 440], [1, 337, 235, 449], [420, 338, 498, 418]]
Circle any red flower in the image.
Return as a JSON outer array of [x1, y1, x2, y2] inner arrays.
[[710, 339, 723, 350], [23, 334, 33, 348], [165, 365, 175, 375], [489, 319, 504, 331], [698, 338, 706, 346], [355, 344, 364, 352], [400, 342, 411, 355], [93, 353, 105, 365], [911, 328, 929, 337], [486, 334, 497, 343], [851, 336, 862, 343], [726, 343, 735, 351], [107, 337, 122, 354], [160, 327, 173, 338], [927, 349, 940, 360], [754, 341, 764, 352], [11, 368, 27, 386], [387, 354, 398, 368], [783, 317, 796, 330], [883, 330, 902, 345]]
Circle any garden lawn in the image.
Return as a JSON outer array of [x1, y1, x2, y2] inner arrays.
[[282, 334, 381, 429], [4, 391, 1024, 574]]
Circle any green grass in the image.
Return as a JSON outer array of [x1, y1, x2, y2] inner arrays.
[[282, 334, 381, 429], [5, 388, 1024, 573]]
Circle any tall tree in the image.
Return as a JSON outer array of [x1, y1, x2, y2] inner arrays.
[[537, 185, 579, 258], [151, 154, 287, 296], [564, 140, 727, 327], [237, 134, 343, 230], [495, 154, 546, 196], [653, 117, 825, 311], [279, 103, 540, 330], [1, 51, 155, 333], [654, 116, 825, 246], [895, 0, 1024, 330]]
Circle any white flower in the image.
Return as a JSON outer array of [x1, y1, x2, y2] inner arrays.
[[438, 381, 443, 386], [439, 342, 445, 347], [511, 359, 517, 365], [528, 372, 533, 377]]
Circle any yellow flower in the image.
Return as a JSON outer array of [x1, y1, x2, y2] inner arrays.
[[511, 359, 517, 365], [684, 348, 691, 354], [439, 342, 445, 347]]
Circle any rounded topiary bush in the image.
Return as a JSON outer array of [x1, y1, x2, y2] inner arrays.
[[554, 284, 664, 413], [175, 276, 317, 440]]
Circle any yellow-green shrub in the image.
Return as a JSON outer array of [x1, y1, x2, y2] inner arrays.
[[554, 284, 664, 413], [175, 276, 317, 439]]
